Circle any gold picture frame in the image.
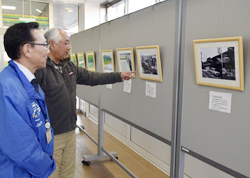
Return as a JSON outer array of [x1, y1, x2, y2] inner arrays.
[[85, 51, 96, 72], [116, 47, 135, 78], [70, 53, 77, 65], [193, 36, 244, 91], [136, 45, 162, 82], [100, 49, 115, 73], [77, 52, 85, 68]]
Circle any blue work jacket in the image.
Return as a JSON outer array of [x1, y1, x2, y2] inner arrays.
[[0, 60, 55, 178]]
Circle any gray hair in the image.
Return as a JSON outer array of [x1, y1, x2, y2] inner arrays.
[[44, 27, 65, 44]]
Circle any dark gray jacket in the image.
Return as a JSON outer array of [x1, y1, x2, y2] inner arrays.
[[35, 57, 122, 135]]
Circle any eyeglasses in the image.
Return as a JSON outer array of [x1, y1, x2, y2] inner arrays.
[[28, 43, 50, 49]]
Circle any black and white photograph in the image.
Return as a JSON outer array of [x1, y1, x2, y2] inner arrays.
[[201, 47, 235, 80], [136, 45, 163, 82], [116, 48, 136, 78], [194, 37, 244, 91], [140, 53, 158, 75]]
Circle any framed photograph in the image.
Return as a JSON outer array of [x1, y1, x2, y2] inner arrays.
[[100, 49, 115, 73], [77, 52, 85, 68], [85, 51, 96, 72], [136, 45, 162, 82], [70, 53, 77, 65], [116, 47, 135, 78], [193, 36, 244, 91]]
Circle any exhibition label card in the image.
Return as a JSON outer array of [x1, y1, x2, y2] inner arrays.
[[145, 82, 156, 98], [106, 84, 112, 89], [123, 79, 132, 93], [209, 91, 232, 113]]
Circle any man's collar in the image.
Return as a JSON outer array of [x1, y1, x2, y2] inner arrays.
[[13, 60, 35, 82], [47, 57, 62, 66], [47, 57, 71, 65]]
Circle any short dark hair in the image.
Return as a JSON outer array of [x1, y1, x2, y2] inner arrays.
[[4, 22, 39, 60]]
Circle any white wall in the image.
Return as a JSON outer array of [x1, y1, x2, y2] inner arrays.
[[49, 2, 54, 28]]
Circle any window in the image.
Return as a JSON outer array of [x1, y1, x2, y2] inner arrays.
[[53, 4, 79, 35], [107, 1, 125, 21], [128, 0, 155, 13], [100, 0, 165, 24], [2, 0, 49, 30], [100, 6, 106, 24]]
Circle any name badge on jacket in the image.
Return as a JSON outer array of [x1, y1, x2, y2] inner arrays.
[[46, 128, 52, 144]]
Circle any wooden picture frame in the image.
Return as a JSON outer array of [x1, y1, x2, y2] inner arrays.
[[77, 52, 85, 68], [193, 36, 244, 91], [100, 49, 115, 73], [85, 51, 96, 72], [116, 47, 135, 78], [70, 53, 77, 65], [136, 45, 162, 82]]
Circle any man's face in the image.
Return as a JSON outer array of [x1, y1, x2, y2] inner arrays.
[[30, 29, 50, 70], [53, 30, 71, 61]]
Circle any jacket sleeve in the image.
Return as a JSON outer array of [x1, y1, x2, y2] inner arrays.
[[75, 63, 123, 86], [0, 85, 55, 178]]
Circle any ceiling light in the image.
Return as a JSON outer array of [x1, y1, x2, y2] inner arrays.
[[2, 5, 16, 10], [65, 7, 73, 12], [36, 9, 42, 13]]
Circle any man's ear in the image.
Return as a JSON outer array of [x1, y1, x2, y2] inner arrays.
[[22, 44, 32, 58], [49, 40, 54, 50]]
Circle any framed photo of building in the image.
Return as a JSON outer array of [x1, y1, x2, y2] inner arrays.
[[100, 49, 115, 73], [70, 53, 77, 65], [116, 47, 135, 78], [136, 45, 162, 82], [85, 51, 96, 72], [194, 36, 244, 91], [77, 52, 85, 68]]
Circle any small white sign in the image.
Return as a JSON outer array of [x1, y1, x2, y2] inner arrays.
[[19, 18, 36, 23], [123, 79, 132, 93], [106, 84, 112, 89], [209, 91, 232, 113], [145, 82, 156, 98]]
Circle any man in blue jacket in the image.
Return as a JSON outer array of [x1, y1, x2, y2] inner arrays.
[[0, 22, 56, 177]]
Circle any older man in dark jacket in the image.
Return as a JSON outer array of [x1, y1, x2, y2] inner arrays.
[[35, 27, 134, 178]]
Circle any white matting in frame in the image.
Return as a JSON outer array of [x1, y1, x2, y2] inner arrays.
[[194, 37, 244, 91], [101, 50, 115, 73], [85, 51, 96, 72], [136, 45, 162, 82], [116, 47, 135, 78]]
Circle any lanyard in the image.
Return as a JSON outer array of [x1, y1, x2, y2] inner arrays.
[[36, 99, 50, 129], [9, 62, 51, 129]]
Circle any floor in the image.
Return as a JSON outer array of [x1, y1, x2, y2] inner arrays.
[[74, 113, 170, 178]]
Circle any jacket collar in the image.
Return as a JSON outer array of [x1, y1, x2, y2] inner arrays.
[[9, 60, 44, 100], [46, 57, 70, 67]]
